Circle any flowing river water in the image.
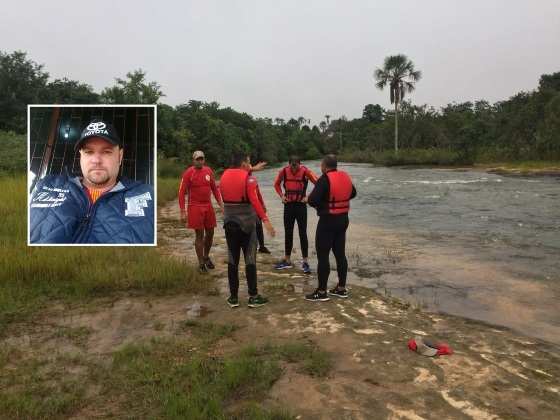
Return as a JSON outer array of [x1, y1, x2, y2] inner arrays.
[[253, 162, 560, 344]]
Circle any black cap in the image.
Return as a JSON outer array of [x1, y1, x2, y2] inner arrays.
[[74, 119, 122, 151]]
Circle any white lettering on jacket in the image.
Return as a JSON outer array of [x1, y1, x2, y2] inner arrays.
[[31, 186, 69, 208], [125, 192, 152, 217]]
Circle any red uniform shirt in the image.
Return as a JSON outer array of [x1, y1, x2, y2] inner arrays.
[[178, 166, 222, 209]]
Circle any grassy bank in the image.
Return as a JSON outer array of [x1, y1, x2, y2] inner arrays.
[[0, 316, 331, 419], [0, 176, 198, 334], [339, 148, 560, 170]]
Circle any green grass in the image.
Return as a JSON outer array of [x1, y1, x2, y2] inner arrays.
[[242, 342, 333, 378], [0, 346, 88, 419], [180, 319, 239, 345], [158, 176, 180, 205], [104, 337, 295, 419], [0, 176, 200, 334]]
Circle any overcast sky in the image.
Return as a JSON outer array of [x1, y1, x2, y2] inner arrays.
[[2, 0, 559, 124]]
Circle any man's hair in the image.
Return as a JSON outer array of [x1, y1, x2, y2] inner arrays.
[[323, 154, 337, 169], [289, 155, 301, 165], [231, 152, 249, 168]]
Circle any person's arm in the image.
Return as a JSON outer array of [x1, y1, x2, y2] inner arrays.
[[306, 168, 319, 184], [307, 175, 328, 208], [350, 184, 357, 200], [256, 185, 267, 213], [250, 161, 267, 172], [247, 176, 275, 236], [301, 167, 319, 203], [209, 169, 223, 210], [178, 168, 191, 220], [273, 169, 286, 201]]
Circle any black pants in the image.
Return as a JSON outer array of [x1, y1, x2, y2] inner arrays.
[[224, 221, 258, 298], [316, 214, 349, 290], [255, 218, 265, 249], [284, 202, 308, 258]]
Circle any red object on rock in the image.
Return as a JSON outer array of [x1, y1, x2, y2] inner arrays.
[[408, 338, 453, 356]]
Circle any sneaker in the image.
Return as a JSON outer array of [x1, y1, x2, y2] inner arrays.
[[248, 295, 269, 308], [204, 257, 215, 269], [199, 264, 209, 274], [302, 261, 311, 274], [227, 296, 239, 308], [328, 287, 349, 299], [305, 289, 330, 302], [258, 246, 271, 254], [274, 260, 293, 270]]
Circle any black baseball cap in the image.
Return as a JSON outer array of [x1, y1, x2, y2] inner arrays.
[[74, 119, 122, 151]]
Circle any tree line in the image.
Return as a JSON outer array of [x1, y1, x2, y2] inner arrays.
[[1, 49, 559, 174]]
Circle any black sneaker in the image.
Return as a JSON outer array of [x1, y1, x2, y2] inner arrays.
[[328, 287, 349, 299], [305, 289, 330, 302], [248, 295, 269, 308], [199, 264, 209, 274], [204, 258, 215, 269], [227, 296, 239, 308], [258, 246, 271, 254]]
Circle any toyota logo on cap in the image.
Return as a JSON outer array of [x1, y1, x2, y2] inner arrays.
[[75, 119, 122, 151], [86, 122, 106, 131]]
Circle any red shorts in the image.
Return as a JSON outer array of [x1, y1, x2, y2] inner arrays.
[[187, 204, 216, 230]]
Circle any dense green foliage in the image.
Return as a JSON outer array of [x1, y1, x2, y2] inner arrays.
[[1, 49, 559, 170]]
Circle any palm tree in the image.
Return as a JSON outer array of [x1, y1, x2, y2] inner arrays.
[[374, 55, 421, 152]]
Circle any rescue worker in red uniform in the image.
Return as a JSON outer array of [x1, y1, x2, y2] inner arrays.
[[273, 156, 318, 273], [178, 150, 223, 273], [306, 154, 356, 301], [220, 153, 275, 308]]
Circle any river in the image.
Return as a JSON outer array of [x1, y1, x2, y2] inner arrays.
[[253, 161, 560, 344]]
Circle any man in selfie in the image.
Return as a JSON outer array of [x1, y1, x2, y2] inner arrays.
[[30, 119, 154, 244]]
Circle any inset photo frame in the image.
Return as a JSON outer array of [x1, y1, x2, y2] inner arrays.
[[27, 105, 157, 246]]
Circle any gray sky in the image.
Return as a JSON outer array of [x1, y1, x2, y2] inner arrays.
[[2, 0, 559, 124]]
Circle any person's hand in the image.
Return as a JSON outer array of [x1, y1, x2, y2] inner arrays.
[[263, 220, 275, 237], [180, 209, 187, 223], [301, 196, 308, 203], [281, 195, 288, 204], [251, 161, 267, 171], [218, 202, 224, 213]]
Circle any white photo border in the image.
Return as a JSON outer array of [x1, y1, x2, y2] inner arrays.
[[27, 104, 158, 247]]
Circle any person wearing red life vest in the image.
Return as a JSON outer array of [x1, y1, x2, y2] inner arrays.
[[178, 151, 224, 274], [306, 154, 356, 301], [273, 156, 318, 274], [220, 152, 275, 308]]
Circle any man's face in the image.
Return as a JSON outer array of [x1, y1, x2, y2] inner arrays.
[[193, 156, 204, 169], [290, 161, 300, 173], [80, 137, 123, 188], [320, 161, 327, 174]]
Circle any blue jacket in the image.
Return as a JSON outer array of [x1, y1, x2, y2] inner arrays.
[[30, 175, 155, 244]]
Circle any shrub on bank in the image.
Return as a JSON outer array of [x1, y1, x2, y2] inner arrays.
[[0, 130, 26, 175], [370, 148, 464, 166]]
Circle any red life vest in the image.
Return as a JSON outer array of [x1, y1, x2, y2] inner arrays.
[[326, 170, 353, 215], [220, 168, 249, 203], [282, 165, 308, 202]]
